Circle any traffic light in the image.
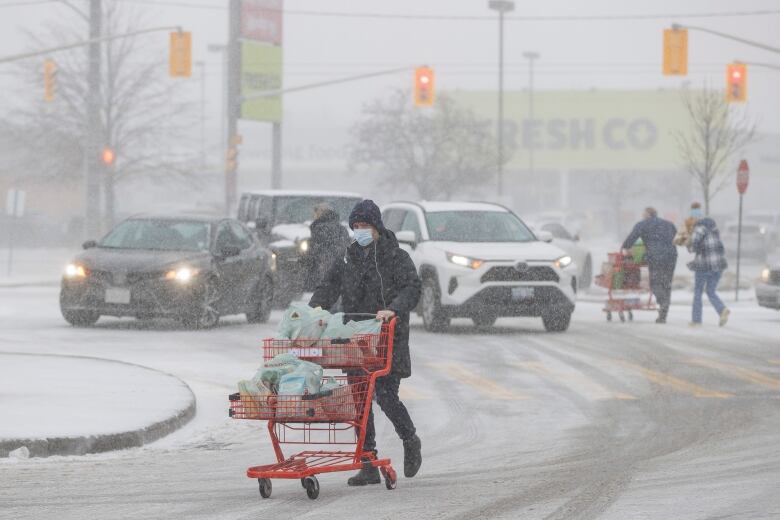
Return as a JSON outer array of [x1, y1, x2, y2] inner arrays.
[[43, 59, 56, 102], [226, 134, 242, 173], [726, 63, 747, 103], [414, 66, 435, 107], [169, 31, 192, 78], [662, 28, 688, 76], [102, 147, 116, 166]]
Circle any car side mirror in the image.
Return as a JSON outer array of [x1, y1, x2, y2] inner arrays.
[[536, 230, 554, 243], [219, 245, 242, 258], [395, 230, 417, 249], [82, 240, 97, 249]]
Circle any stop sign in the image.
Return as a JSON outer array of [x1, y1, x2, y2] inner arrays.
[[737, 159, 749, 194]]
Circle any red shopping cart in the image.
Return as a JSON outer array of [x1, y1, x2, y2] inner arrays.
[[229, 317, 398, 500], [595, 252, 655, 322]]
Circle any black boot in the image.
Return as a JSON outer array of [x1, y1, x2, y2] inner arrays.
[[656, 306, 668, 324], [347, 460, 381, 486], [403, 434, 422, 478]]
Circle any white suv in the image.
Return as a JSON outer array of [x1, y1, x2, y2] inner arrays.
[[381, 201, 577, 332]]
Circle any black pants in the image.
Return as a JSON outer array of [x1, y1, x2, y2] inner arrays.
[[363, 374, 416, 453], [649, 261, 676, 309]]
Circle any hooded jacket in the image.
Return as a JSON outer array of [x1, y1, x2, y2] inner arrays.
[[688, 218, 728, 272], [305, 209, 350, 291], [309, 228, 421, 378]]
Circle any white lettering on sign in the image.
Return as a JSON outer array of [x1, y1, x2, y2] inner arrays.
[[507, 118, 659, 152]]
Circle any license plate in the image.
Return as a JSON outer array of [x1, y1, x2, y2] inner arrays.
[[105, 287, 131, 304], [511, 287, 534, 302]]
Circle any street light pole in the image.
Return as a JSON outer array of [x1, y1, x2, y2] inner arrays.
[[523, 51, 539, 179], [207, 44, 228, 179], [196, 60, 206, 170], [489, 0, 514, 198], [86, 0, 101, 238]]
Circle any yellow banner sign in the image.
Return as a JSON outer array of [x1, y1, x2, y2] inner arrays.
[[241, 41, 282, 122]]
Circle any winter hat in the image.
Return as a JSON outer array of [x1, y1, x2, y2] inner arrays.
[[348, 199, 385, 231]]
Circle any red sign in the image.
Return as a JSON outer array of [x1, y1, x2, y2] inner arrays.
[[737, 159, 749, 194], [241, 0, 282, 45]]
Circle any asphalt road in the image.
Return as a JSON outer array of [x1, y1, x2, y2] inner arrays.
[[1, 287, 779, 519]]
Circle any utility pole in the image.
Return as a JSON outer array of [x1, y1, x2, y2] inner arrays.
[[226, 0, 241, 215], [196, 60, 207, 170], [86, 0, 102, 238], [523, 51, 539, 179], [272, 122, 282, 189], [489, 0, 514, 198]]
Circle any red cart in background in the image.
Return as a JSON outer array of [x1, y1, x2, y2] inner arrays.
[[595, 252, 655, 322], [229, 318, 398, 500]]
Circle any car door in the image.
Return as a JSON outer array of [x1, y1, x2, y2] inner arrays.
[[213, 221, 248, 313], [229, 220, 263, 306]]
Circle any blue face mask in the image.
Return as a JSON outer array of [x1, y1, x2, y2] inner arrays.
[[690, 207, 703, 219], [353, 228, 374, 247]]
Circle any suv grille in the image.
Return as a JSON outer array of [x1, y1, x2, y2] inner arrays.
[[770, 270, 780, 286], [481, 266, 559, 284]]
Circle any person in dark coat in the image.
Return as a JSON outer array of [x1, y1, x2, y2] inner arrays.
[[622, 207, 678, 323], [304, 203, 350, 292], [309, 199, 422, 486]]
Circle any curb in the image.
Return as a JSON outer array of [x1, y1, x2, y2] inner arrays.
[[0, 353, 197, 458]]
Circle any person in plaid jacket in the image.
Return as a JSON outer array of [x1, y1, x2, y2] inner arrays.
[[687, 209, 730, 326]]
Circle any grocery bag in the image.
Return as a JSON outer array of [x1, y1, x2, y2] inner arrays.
[[277, 303, 330, 345], [255, 352, 301, 393]]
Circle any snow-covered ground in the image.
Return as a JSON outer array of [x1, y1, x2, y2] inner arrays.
[[0, 285, 779, 518]]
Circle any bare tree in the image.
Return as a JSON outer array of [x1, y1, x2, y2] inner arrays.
[[675, 86, 757, 215], [8, 1, 198, 227], [350, 90, 500, 200]]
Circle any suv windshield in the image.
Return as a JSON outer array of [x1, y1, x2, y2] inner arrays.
[[426, 211, 536, 242], [273, 196, 361, 226], [100, 219, 210, 252]]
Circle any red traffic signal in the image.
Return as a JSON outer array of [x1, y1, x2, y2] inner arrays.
[[102, 147, 116, 166], [414, 66, 435, 107], [726, 63, 747, 103]]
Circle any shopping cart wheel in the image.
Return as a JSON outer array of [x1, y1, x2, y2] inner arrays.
[[381, 466, 397, 490], [258, 478, 272, 499], [303, 476, 319, 500], [628, 310, 634, 321], [619, 311, 626, 322]]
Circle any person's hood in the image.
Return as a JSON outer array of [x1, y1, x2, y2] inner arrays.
[[313, 209, 340, 225], [73, 247, 212, 273], [697, 217, 718, 232]]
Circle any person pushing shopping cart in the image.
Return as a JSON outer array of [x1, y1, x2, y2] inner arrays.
[[309, 199, 423, 486]]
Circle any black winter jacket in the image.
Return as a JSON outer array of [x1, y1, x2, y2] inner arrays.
[[309, 229, 421, 378], [305, 210, 350, 291], [622, 216, 678, 268]]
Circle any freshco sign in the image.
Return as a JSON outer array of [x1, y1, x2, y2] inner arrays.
[[737, 159, 749, 194]]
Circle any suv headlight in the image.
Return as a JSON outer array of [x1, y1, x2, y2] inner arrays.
[[446, 253, 484, 270], [762, 267, 771, 282], [64, 263, 88, 279], [554, 255, 573, 269], [164, 267, 198, 283]]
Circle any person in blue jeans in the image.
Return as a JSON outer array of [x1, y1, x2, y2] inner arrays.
[[687, 205, 730, 326]]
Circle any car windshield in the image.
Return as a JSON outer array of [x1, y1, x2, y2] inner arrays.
[[99, 219, 210, 252], [272, 196, 361, 226], [426, 211, 536, 242]]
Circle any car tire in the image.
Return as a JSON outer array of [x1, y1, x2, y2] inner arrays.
[[579, 255, 592, 290], [472, 314, 497, 328], [542, 309, 572, 332], [62, 308, 100, 327], [421, 277, 450, 332], [182, 279, 220, 330], [246, 276, 274, 324]]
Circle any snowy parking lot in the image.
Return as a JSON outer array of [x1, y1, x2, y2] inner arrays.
[[1, 285, 780, 519]]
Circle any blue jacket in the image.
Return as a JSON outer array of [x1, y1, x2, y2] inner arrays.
[[622, 216, 678, 267]]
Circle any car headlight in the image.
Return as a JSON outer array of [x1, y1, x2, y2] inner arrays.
[[64, 263, 88, 279], [270, 252, 278, 272], [554, 255, 573, 269], [298, 239, 310, 254], [446, 253, 484, 270], [164, 267, 198, 283], [762, 267, 771, 282]]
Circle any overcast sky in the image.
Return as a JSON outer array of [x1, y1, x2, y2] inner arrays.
[[1, 0, 778, 156]]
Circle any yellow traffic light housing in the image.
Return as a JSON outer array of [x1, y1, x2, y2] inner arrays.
[[663, 28, 688, 76], [43, 59, 56, 102], [414, 66, 435, 107], [726, 62, 747, 103], [169, 31, 192, 78]]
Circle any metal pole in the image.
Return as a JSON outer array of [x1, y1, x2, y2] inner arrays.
[[523, 52, 539, 179], [673, 23, 780, 55], [86, 0, 101, 238], [272, 122, 282, 189], [226, 0, 241, 214], [736, 193, 743, 301], [196, 61, 206, 170], [497, 10, 505, 197]]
